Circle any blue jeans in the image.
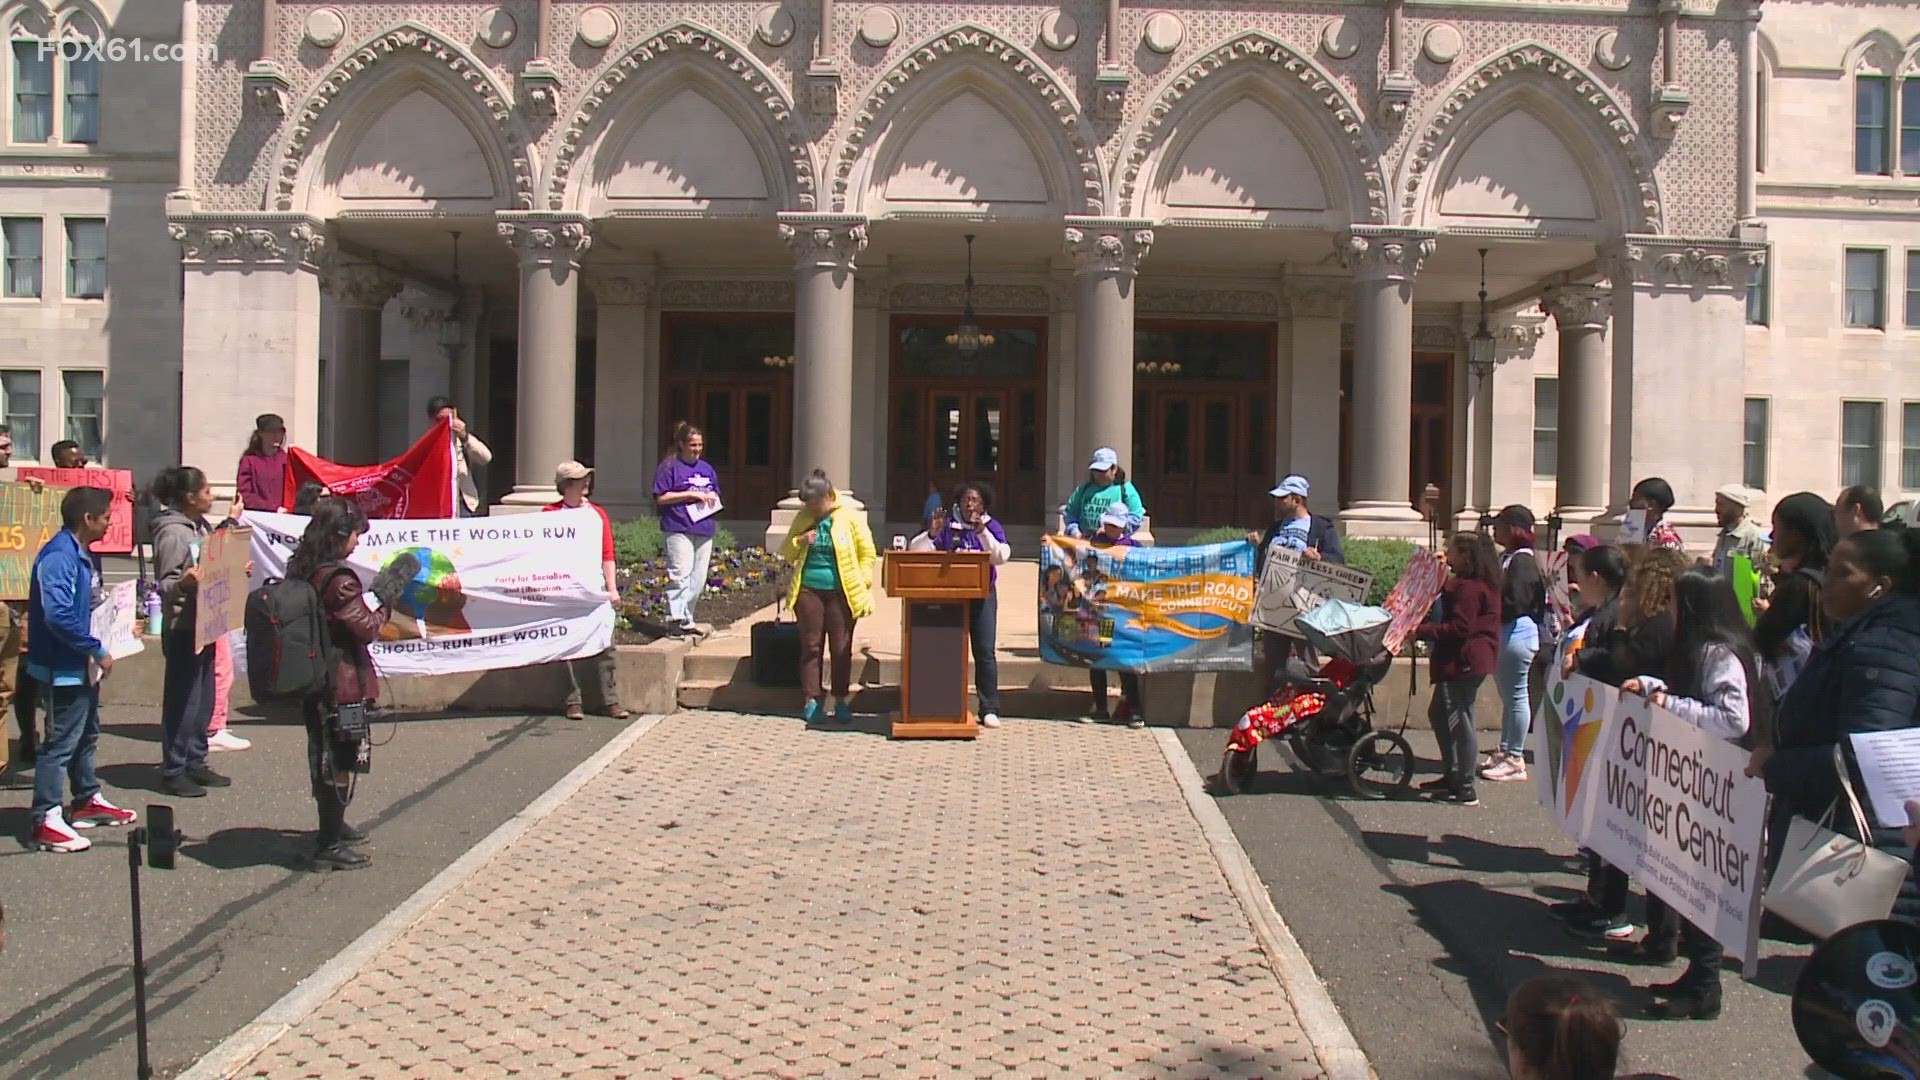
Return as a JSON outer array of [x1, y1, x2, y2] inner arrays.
[[969, 592, 1000, 715], [1496, 617, 1539, 755], [32, 681, 101, 823], [663, 532, 713, 628]]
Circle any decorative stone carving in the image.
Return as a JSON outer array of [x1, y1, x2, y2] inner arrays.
[[1413, 323, 1457, 349], [1401, 43, 1663, 233], [552, 25, 815, 211], [1039, 11, 1076, 52], [1652, 85, 1691, 139], [1137, 286, 1277, 316], [245, 60, 292, 118], [274, 26, 535, 212], [592, 275, 651, 305], [1143, 12, 1185, 54], [520, 57, 562, 117], [577, 7, 619, 49], [1284, 279, 1346, 319], [169, 216, 328, 269], [1498, 320, 1548, 359], [806, 60, 841, 117], [1063, 219, 1154, 275], [1093, 66, 1129, 123], [1543, 284, 1612, 329], [858, 7, 899, 48], [1120, 31, 1387, 223], [304, 8, 345, 48], [321, 263, 403, 308], [1319, 17, 1359, 60], [778, 214, 867, 270], [399, 292, 457, 329], [1377, 72, 1416, 123], [754, 5, 794, 47], [889, 282, 1051, 311], [476, 7, 516, 49], [1593, 29, 1630, 71], [1422, 25, 1462, 65], [1606, 238, 1763, 291], [657, 280, 795, 310], [498, 216, 593, 267], [834, 26, 1103, 214], [1334, 228, 1436, 282]]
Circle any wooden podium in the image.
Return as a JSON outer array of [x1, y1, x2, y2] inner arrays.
[[882, 550, 992, 739]]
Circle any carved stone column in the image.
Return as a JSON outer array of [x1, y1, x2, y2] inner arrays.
[[592, 270, 656, 513], [322, 264, 401, 465], [171, 215, 327, 500], [1335, 227, 1436, 530], [498, 215, 591, 508], [1543, 284, 1612, 523], [1064, 218, 1153, 480], [767, 214, 866, 548]]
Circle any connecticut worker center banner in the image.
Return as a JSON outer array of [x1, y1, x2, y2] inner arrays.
[[1038, 537, 1254, 673], [245, 509, 615, 677]]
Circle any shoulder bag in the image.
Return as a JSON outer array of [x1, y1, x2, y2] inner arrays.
[[1763, 744, 1910, 939]]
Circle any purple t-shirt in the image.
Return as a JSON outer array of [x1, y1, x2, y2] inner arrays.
[[652, 455, 721, 537], [932, 516, 1010, 587]]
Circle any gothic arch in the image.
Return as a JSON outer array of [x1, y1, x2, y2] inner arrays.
[[549, 22, 814, 212], [831, 24, 1101, 215], [1, 0, 53, 38], [1844, 30, 1906, 76], [270, 24, 533, 213], [52, 0, 99, 40], [1398, 42, 1663, 234], [1116, 30, 1388, 223]]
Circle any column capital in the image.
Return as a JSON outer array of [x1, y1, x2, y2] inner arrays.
[[398, 289, 456, 330], [496, 214, 593, 268], [590, 268, 656, 306], [1542, 283, 1613, 330], [1603, 235, 1765, 294], [777, 213, 868, 271], [1334, 227, 1438, 283], [320, 263, 403, 309], [168, 214, 327, 270], [1062, 217, 1154, 275]]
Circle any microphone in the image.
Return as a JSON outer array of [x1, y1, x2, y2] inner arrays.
[[370, 551, 421, 608]]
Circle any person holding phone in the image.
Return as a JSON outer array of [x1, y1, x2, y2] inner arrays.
[[931, 482, 1012, 728]]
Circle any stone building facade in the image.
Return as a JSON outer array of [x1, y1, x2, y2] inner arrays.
[[16, 0, 1919, 539]]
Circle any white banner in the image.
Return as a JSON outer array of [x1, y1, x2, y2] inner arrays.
[[1532, 672, 1769, 968], [1250, 546, 1374, 636], [244, 510, 615, 677]]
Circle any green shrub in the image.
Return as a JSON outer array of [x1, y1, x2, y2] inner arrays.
[[613, 517, 740, 566], [1188, 525, 1251, 546], [1343, 537, 1419, 605]]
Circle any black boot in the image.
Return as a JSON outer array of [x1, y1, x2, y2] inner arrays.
[[312, 791, 371, 871], [1647, 963, 1723, 1020], [339, 821, 369, 844]]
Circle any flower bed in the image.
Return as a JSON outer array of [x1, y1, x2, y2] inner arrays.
[[616, 545, 785, 643]]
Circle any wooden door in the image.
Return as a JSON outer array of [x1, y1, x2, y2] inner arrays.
[[886, 317, 1046, 525], [660, 378, 790, 514]]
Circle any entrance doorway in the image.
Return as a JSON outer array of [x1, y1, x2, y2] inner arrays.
[[885, 316, 1047, 524], [660, 314, 795, 514], [1130, 322, 1275, 529], [1338, 350, 1456, 516]]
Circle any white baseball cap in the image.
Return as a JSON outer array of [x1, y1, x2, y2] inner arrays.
[[1268, 475, 1310, 499], [1087, 447, 1119, 471]]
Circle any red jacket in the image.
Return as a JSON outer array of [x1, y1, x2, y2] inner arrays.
[[311, 565, 388, 705], [1415, 578, 1501, 680]]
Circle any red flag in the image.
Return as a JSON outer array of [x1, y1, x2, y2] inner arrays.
[[15, 466, 135, 553], [284, 418, 459, 519]]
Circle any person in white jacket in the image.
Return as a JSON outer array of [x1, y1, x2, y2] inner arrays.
[[1620, 565, 1765, 1022]]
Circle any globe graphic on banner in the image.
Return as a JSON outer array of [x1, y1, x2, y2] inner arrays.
[[384, 546, 470, 637]]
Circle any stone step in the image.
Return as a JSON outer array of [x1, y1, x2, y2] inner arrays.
[[676, 680, 1098, 719], [682, 649, 1093, 687]]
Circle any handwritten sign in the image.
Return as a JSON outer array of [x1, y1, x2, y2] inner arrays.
[[91, 579, 143, 660], [194, 525, 253, 652], [0, 479, 69, 601], [1381, 550, 1448, 655], [1251, 546, 1374, 637], [14, 467, 134, 553], [1620, 508, 1649, 546]]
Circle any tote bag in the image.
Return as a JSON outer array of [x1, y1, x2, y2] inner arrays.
[[1764, 745, 1910, 940]]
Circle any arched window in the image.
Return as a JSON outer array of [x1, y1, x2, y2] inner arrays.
[[4, 3, 100, 145]]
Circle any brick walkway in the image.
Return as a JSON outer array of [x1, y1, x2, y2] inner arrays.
[[243, 713, 1325, 1079]]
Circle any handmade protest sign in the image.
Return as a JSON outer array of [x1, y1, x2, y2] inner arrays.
[[0, 478, 68, 601], [92, 579, 144, 660], [194, 525, 253, 652], [1038, 537, 1254, 673], [14, 466, 134, 553], [1381, 550, 1448, 655], [1532, 671, 1768, 969], [1250, 546, 1373, 637]]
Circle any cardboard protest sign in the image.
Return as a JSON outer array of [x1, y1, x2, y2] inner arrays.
[[194, 525, 253, 652], [0, 478, 69, 601], [1251, 546, 1374, 637], [92, 579, 144, 660], [14, 467, 134, 553], [1381, 550, 1448, 655]]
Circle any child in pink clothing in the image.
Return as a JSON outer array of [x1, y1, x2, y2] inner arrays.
[[207, 634, 248, 751]]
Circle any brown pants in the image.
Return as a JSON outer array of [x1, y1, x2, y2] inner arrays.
[[0, 605, 19, 774], [795, 587, 855, 702]]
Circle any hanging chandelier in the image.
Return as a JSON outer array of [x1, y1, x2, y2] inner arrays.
[[1467, 247, 1499, 383], [946, 234, 994, 356]]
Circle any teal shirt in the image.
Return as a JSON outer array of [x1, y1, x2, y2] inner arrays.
[[1063, 480, 1144, 535], [800, 518, 840, 591]]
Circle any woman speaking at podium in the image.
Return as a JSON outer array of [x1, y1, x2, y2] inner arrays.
[[929, 483, 1012, 729]]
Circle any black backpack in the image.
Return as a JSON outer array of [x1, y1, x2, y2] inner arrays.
[[244, 567, 338, 702]]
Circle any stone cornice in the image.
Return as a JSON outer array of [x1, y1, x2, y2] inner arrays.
[[497, 215, 593, 267], [1063, 217, 1154, 276], [1335, 227, 1438, 283], [888, 282, 1051, 312], [1137, 285, 1278, 317], [591, 269, 656, 306], [777, 213, 868, 271], [1542, 283, 1612, 329], [168, 214, 327, 270], [657, 279, 793, 310], [1605, 236, 1765, 292], [321, 263, 403, 308]]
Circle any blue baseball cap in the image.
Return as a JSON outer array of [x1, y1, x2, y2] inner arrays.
[[1269, 475, 1310, 499]]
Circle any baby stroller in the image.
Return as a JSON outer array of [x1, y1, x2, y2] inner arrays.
[[1216, 600, 1415, 800]]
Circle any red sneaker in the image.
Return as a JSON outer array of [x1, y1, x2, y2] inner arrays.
[[69, 794, 137, 829], [33, 811, 92, 853]]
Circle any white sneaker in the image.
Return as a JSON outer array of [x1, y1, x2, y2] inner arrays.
[[209, 730, 251, 752], [980, 712, 1001, 729], [32, 809, 92, 853]]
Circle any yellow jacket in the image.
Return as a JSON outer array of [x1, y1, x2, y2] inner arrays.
[[782, 494, 878, 618]]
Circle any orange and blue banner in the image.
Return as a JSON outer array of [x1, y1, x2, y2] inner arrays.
[[1039, 537, 1255, 673]]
